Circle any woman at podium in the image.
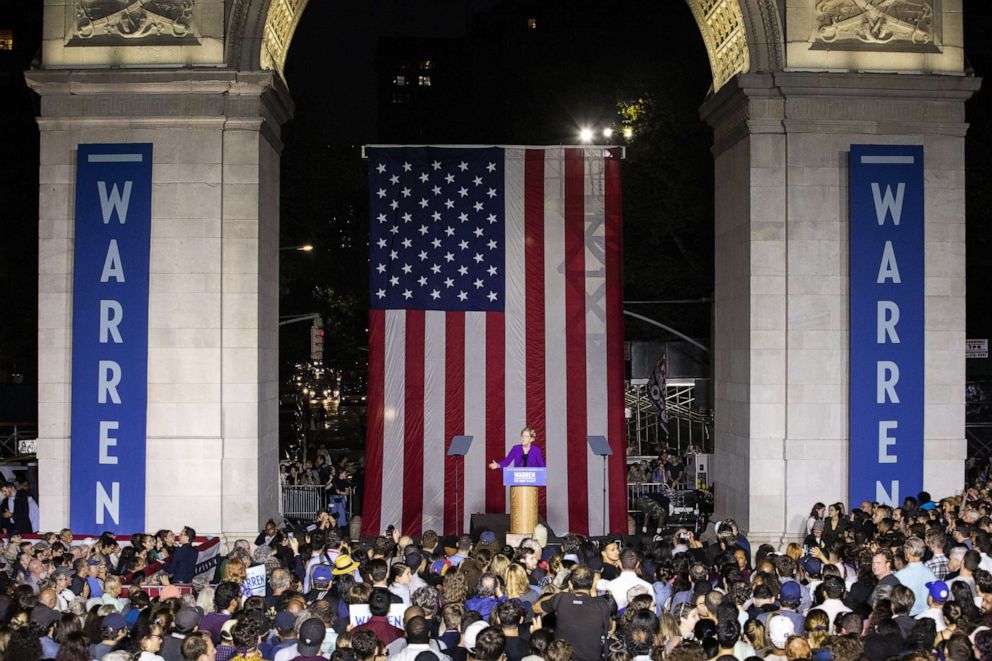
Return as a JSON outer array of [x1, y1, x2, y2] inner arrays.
[[488, 426, 546, 469]]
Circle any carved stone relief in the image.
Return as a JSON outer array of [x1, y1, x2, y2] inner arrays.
[[260, 0, 308, 80], [812, 0, 939, 51], [70, 0, 199, 46], [686, 0, 752, 92]]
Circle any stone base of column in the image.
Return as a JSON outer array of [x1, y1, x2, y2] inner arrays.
[[27, 69, 292, 537], [701, 72, 978, 543]]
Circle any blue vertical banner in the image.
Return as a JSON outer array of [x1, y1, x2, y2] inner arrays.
[[849, 144, 924, 508], [70, 144, 153, 533]]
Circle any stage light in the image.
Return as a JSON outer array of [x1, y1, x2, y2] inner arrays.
[[602, 127, 613, 139], [579, 128, 594, 143]]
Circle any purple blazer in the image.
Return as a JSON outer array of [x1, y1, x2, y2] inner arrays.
[[497, 443, 545, 468]]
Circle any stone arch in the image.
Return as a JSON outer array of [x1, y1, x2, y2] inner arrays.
[[227, 0, 784, 90]]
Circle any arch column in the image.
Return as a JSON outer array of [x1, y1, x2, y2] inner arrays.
[[702, 71, 979, 542], [27, 69, 291, 537]]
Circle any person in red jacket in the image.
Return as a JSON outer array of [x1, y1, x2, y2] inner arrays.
[[351, 588, 403, 645]]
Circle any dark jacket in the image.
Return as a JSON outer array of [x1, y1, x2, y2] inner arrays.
[[166, 543, 198, 583], [13, 490, 31, 534]]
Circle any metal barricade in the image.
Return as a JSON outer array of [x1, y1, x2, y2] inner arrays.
[[627, 482, 667, 512], [281, 485, 324, 521]]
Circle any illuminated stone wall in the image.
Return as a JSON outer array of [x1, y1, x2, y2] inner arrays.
[[42, 0, 225, 67], [785, 0, 964, 73]]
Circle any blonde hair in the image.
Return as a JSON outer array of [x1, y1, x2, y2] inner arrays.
[[786, 635, 812, 661], [441, 571, 469, 605], [659, 614, 679, 639], [489, 554, 511, 581], [744, 619, 767, 650], [196, 586, 216, 613], [520, 426, 537, 439], [804, 609, 830, 649], [223, 557, 247, 584], [504, 564, 530, 599], [786, 543, 803, 562]]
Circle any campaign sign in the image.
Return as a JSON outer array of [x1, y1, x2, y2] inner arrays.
[[849, 145, 924, 507], [241, 564, 267, 597], [348, 603, 407, 629], [70, 144, 153, 533], [502, 468, 547, 486]]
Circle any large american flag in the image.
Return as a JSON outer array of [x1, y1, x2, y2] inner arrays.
[[362, 146, 626, 538]]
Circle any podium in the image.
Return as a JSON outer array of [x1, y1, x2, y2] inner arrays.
[[503, 468, 546, 535]]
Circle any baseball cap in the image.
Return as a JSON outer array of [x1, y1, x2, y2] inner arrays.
[[297, 618, 326, 656], [312, 564, 333, 588], [430, 558, 451, 576], [767, 614, 795, 649], [464, 621, 490, 654], [801, 556, 823, 576], [31, 605, 59, 631], [102, 613, 127, 634], [926, 580, 950, 602], [174, 607, 201, 633], [404, 548, 423, 568], [779, 581, 802, 603], [274, 611, 297, 635]]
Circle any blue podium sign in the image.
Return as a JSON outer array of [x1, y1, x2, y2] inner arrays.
[[848, 144, 924, 508], [503, 468, 547, 487], [70, 143, 153, 533]]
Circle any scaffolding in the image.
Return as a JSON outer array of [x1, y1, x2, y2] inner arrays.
[[626, 378, 712, 457]]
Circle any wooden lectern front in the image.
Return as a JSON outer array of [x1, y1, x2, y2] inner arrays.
[[503, 468, 546, 535]]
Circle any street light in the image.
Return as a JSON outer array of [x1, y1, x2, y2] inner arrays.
[[281, 244, 314, 252], [578, 127, 594, 143]]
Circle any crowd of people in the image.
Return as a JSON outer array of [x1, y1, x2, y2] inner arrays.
[[279, 452, 363, 528], [3, 458, 992, 661]]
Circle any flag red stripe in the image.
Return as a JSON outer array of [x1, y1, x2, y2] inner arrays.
[[362, 309, 385, 537], [524, 149, 548, 521], [403, 310, 425, 536], [564, 148, 589, 535], [444, 312, 466, 534], [604, 149, 627, 534], [485, 311, 505, 513]]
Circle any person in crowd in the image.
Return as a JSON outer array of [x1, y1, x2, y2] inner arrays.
[[895, 537, 939, 616], [166, 527, 200, 584], [351, 588, 404, 645], [533, 565, 610, 661]]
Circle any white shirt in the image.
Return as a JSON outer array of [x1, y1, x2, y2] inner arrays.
[[817, 599, 852, 632], [603, 570, 652, 610], [57, 587, 75, 611], [391, 643, 451, 661], [273, 643, 299, 661], [27, 496, 39, 533], [916, 607, 947, 631]]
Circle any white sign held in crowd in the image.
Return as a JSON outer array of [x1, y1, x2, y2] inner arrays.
[[241, 564, 267, 597], [348, 603, 406, 629]]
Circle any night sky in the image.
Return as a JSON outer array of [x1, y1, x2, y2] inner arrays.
[[1, 1, 991, 420]]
